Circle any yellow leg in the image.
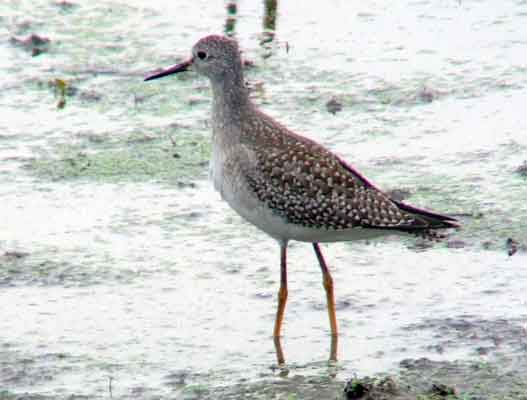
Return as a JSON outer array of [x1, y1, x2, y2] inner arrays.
[[313, 243, 338, 361], [273, 335, 286, 366], [273, 243, 288, 338], [329, 333, 338, 363]]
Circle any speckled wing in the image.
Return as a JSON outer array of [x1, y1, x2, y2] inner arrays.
[[242, 112, 425, 232]]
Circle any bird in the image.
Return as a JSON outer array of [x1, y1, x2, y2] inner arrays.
[[145, 34, 459, 362]]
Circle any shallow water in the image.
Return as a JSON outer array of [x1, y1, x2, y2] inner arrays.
[[1, 0, 527, 398]]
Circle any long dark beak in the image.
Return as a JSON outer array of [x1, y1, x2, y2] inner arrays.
[[144, 58, 193, 81]]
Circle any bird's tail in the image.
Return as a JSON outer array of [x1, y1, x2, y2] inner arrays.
[[393, 200, 460, 231]]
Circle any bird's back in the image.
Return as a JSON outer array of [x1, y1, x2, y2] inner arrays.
[[228, 107, 458, 242]]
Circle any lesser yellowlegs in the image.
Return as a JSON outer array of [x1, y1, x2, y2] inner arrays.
[[145, 35, 459, 362]]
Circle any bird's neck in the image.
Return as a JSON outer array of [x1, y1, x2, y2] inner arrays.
[[210, 68, 251, 128]]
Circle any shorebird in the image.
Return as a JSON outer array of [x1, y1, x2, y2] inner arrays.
[[145, 35, 458, 361]]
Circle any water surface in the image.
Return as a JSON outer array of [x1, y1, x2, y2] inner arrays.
[[1, 0, 526, 398]]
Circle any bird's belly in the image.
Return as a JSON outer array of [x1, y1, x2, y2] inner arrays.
[[209, 146, 392, 243], [218, 179, 390, 243]]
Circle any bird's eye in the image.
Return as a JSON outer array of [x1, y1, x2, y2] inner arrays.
[[197, 51, 207, 60]]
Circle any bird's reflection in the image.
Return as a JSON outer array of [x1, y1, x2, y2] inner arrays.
[[261, 0, 277, 47], [224, 0, 279, 55], [225, 1, 237, 37], [273, 334, 338, 367]]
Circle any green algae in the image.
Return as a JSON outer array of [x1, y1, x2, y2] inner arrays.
[[27, 132, 209, 182]]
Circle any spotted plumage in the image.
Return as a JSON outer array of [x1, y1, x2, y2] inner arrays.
[[241, 109, 453, 235], [145, 34, 460, 357]]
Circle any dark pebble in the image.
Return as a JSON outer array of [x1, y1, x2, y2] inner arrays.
[[514, 161, 527, 177], [344, 379, 368, 399], [418, 86, 437, 103], [326, 97, 343, 115], [54, 0, 78, 11], [505, 237, 518, 256]]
